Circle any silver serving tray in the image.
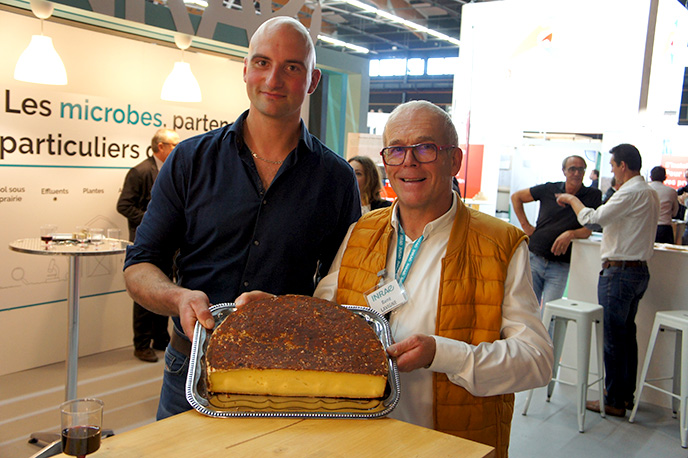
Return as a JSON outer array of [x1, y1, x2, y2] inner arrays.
[[186, 303, 400, 418]]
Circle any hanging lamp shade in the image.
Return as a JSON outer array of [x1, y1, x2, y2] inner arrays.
[[14, 34, 68, 85], [14, 0, 68, 85], [161, 61, 202, 102], [161, 34, 202, 103]]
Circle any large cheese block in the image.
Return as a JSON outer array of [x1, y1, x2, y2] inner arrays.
[[205, 295, 388, 399]]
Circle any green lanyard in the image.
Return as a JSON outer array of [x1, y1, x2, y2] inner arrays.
[[395, 224, 424, 285]]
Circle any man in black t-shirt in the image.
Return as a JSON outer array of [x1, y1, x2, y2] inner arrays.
[[511, 155, 602, 317]]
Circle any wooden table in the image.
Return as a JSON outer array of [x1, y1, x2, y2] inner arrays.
[[57, 410, 495, 457]]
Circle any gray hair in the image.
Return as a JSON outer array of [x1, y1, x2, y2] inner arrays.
[[383, 100, 458, 146]]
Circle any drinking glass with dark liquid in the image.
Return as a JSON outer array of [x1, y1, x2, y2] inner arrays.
[[40, 224, 57, 250], [60, 398, 103, 458]]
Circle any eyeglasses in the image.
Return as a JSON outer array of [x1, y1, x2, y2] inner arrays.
[[566, 166, 586, 174], [380, 143, 455, 166]]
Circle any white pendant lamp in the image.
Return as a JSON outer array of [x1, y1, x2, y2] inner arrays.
[[14, 0, 68, 85], [161, 34, 202, 103]]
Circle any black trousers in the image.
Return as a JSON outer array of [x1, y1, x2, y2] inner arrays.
[[655, 224, 674, 244], [133, 302, 170, 351]]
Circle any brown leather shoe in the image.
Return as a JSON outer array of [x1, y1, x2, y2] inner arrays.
[[134, 348, 158, 363], [586, 400, 625, 417]]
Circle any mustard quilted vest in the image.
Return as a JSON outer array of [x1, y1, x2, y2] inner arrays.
[[336, 202, 527, 458]]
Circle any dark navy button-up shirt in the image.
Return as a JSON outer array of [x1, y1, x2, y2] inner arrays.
[[124, 111, 361, 320]]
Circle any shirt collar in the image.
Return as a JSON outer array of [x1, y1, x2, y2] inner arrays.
[[153, 155, 164, 171], [619, 175, 644, 190], [391, 191, 458, 241], [223, 109, 313, 160]]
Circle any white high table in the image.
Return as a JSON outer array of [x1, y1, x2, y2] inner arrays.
[[9, 237, 129, 454]]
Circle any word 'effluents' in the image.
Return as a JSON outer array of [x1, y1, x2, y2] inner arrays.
[[40, 188, 103, 195], [1, 186, 106, 204]]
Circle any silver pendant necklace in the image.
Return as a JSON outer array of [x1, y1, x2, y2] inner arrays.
[[248, 146, 284, 165]]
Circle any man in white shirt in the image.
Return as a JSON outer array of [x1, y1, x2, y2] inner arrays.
[[648, 166, 679, 244], [557, 143, 659, 418], [240, 101, 552, 457]]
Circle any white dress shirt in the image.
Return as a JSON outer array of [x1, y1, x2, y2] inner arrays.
[[314, 193, 553, 429], [577, 175, 659, 261], [154, 155, 164, 171], [648, 181, 679, 225]]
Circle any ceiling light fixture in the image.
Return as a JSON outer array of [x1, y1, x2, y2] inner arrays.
[[14, 0, 68, 85], [184, 0, 209, 8], [161, 34, 202, 103], [318, 34, 370, 53], [341, 0, 460, 47]]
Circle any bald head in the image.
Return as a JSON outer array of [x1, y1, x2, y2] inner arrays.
[[383, 100, 458, 147], [249, 17, 317, 71]]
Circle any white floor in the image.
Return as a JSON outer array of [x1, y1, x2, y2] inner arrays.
[[1, 347, 686, 458], [512, 385, 685, 457]]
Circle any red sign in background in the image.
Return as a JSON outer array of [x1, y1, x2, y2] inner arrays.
[[457, 144, 484, 199], [660, 156, 688, 190]]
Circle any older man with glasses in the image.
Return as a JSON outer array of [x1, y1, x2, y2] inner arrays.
[[261, 100, 553, 457], [511, 156, 602, 324]]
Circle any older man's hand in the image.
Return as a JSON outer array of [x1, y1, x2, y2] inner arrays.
[[386, 334, 436, 372], [234, 290, 275, 307]]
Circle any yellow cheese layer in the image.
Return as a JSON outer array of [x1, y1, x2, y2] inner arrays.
[[207, 368, 387, 399]]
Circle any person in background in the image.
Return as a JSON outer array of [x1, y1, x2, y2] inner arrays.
[[589, 169, 599, 189], [648, 166, 679, 244], [676, 169, 688, 244], [511, 156, 601, 318], [348, 155, 392, 214], [241, 101, 553, 457], [123, 17, 360, 420], [602, 176, 619, 203], [116, 128, 179, 362], [676, 169, 688, 197], [557, 143, 659, 418]]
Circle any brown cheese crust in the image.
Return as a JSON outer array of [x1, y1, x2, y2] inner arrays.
[[205, 295, 388, 394]]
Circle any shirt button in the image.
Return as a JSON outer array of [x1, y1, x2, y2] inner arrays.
[[243, 281, 249, 287], [263, 200, 267, 205], [253, 240, 259, 246]]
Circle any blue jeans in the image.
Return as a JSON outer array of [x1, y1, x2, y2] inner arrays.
[[597, 264, 650, 409], [156, 344, 192, 420], [529, 252, 570, 316]]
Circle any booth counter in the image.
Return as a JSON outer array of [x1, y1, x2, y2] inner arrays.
[[565, 238, 688, 408]]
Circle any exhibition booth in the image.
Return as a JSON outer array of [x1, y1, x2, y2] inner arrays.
[[452, 0, 688, 410], [1, 0, 688, 405], [0, 0, 369, 376]]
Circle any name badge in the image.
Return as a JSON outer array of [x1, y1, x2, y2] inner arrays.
[[365, 278, 408, 315]]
